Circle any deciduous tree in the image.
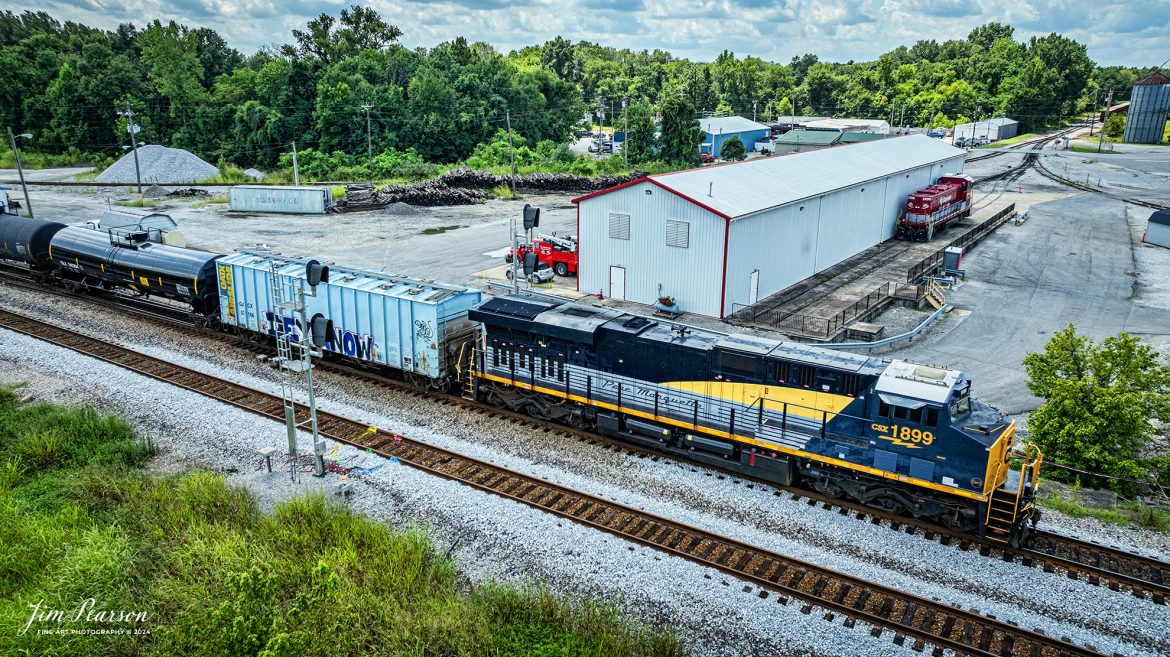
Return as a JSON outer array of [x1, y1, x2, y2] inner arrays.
[[1023, 326, 1170, 491]]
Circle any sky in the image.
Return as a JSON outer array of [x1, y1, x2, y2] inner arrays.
[[22, 0, 1170, 67]]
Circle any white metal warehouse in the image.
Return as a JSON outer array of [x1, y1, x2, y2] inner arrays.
[[572, 134, 965, 318]]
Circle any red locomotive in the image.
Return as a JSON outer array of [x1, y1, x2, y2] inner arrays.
[[898, 174, 973, 241]]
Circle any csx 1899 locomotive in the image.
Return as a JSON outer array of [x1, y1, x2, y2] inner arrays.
[[0, 214, 1042, 545], [468, 296, 1042, 546]]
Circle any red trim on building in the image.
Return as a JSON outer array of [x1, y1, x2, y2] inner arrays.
[[571, 177, 651, 204], [718, 218, 730, 318]]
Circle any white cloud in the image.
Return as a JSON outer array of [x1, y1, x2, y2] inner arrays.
[[17, 0, 1167, 66]]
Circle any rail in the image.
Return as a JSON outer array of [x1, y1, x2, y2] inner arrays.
[[905, 203, 1016, 283]]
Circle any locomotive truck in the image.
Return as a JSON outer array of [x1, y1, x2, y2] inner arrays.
[[0, 213, 1042, 546]]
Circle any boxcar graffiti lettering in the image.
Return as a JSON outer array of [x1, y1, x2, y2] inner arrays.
[[263, 312, 377, 361]]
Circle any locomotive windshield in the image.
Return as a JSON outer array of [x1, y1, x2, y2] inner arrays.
[[950, 381, 972, 419]]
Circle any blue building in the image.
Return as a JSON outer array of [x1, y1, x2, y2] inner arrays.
[[700, 116, 770, 158]]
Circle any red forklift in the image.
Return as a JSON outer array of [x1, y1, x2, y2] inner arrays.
[[506, 232, 578, 277]]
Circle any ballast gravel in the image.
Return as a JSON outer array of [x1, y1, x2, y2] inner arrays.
[[2, 287, 1169, 656]]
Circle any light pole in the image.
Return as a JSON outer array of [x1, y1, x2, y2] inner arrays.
[[622, 99, 628, 166], [361, 103, 373, 178], [118, 104, 143, 195], [6, 128, 33, 218]]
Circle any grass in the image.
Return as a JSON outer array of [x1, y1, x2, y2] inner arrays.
[[330, 185, 347, 201], [1068, 144, 1118, 155], [1040, 491, 1169, 532], [491, 184, 522, 200], [0, 387, 686, 657], [114, 199, 159, 208]]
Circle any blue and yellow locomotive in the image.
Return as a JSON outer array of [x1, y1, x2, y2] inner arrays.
[[468, 296, 1043, 546]]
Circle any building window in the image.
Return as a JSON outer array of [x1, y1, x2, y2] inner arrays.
[[608, 212, 631, 240], [666, 220, 689, 248]]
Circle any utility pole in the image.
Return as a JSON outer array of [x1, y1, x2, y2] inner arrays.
[[291, 141, 300, 186], [505, 109, 516, 194], [1089, 88, 1099, 136], [118, 103, 143, 195], [6, 127, 33, 218], [622, 99, 628, 166], [361, 103, 373, 178], [753, 99, 758, 122], [899, 104, 905, 132], [1098, 88, 1113, 153]]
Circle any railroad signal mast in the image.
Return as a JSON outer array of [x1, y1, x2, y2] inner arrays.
[[269, 260, 332, 481]]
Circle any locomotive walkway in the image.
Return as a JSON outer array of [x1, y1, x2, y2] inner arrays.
[[0, 306, 1127, 657]]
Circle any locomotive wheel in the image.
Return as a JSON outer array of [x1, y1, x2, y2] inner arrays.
[[873, 495, 906, 515], [554, 262, 569, 277]]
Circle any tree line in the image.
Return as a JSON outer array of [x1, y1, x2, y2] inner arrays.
[[0, 8, 1149, 171]]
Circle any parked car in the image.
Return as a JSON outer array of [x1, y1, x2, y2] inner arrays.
[[701, 153, 715, 163], [953, 137, 969, 148], [575, 129, 592, 138], [505, 261, 554, 284], [974, 136, 990, 146]]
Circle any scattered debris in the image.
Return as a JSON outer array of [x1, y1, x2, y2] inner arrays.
[[167, 188, 210, 198]]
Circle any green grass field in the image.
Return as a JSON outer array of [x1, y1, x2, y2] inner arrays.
[[0, 387, 686, 657], [975, 132, 1037, 148]]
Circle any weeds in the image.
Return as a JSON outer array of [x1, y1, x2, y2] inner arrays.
[[1041, 492, 1170, 532], [0, 389, 687, 657], [114, 199, 159, 208]]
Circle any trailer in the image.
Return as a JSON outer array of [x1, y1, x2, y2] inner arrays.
[[229, 185, 334, 215]]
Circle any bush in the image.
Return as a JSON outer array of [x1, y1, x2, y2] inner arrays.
[[720, 135, 746, 161], [1103, 113, 1125, 138]]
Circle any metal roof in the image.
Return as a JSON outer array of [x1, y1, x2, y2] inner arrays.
[[875, 360, 961, 404], [775, 130, 840, 145], [955, 116, 1018, 130], [700, 116, 770, 135], [632, 134, 965, 219], [1136, 71, 1170, 85]]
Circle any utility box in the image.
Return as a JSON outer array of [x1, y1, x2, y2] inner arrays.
[[943, 246, 963, 272], [229, 186, 333, 214]]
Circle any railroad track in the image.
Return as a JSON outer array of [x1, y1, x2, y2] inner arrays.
[[2, 267, 1169, 609], [0, 306, 1127, 657], [1032, 158, 1168, 210]]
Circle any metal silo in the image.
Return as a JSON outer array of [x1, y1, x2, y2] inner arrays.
[[1122, 70, 1170, 144]]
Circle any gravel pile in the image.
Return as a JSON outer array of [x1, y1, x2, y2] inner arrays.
[[2, 285, 1169, 656], [95, 145, 219, 185], [382, 201, 420, 216]]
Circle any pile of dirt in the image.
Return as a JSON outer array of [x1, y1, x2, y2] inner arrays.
[[381, 202, 420, 215]]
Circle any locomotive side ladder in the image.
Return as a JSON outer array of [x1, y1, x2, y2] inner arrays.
[[983, 444, 1043, 544]]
